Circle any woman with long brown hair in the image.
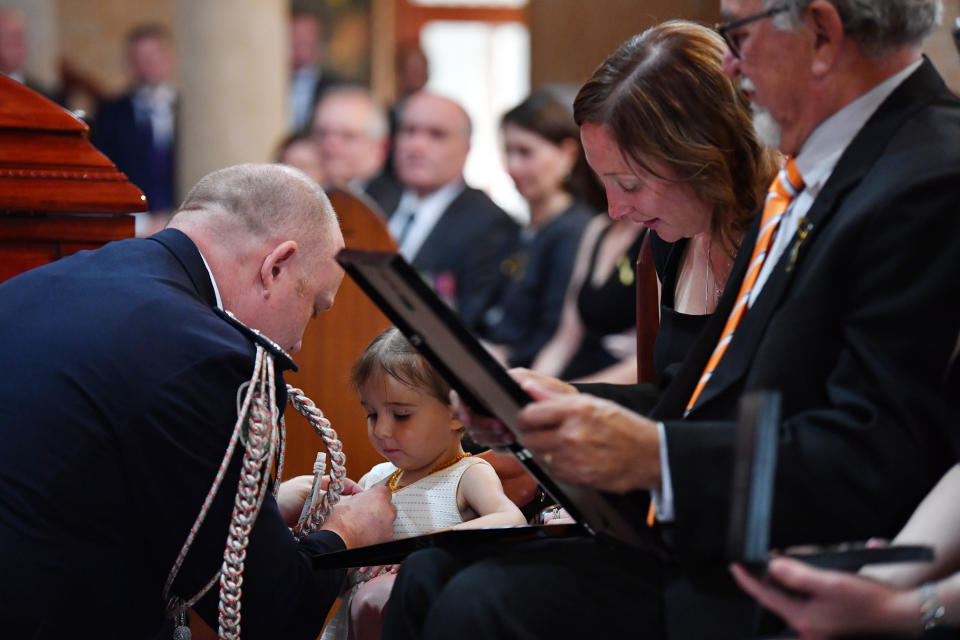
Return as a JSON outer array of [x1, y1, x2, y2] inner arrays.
[[570, 19, 779, 384]]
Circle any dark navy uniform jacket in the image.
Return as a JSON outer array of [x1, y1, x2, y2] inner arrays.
[[0, 229, 345, 639]]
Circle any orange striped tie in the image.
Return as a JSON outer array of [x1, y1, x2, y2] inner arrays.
[[645, 159, 803, 528], [685, 158, 804, 416]]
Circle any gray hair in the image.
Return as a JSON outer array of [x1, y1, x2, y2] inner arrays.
[[175, 163, 338, 241], [769, 0, 942, 54], [316, 85, 389, 140]]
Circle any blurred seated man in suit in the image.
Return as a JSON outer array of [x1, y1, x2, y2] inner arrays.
[[311, 85, 402, 214], [389, 91, 519, 336], [92, 23, 178, 217]]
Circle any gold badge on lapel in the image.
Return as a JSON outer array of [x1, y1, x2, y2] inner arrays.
[[786, 217, 814, 273]]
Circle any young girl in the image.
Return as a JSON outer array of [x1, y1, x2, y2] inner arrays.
[[321, 326, 526, 640]]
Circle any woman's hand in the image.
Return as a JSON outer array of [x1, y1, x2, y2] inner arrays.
[[730, 557, 917, 639]]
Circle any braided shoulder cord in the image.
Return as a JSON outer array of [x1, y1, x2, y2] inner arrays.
[[162, 348, 347, 640], [216, 350, 279, 639], [162, 349, 267, 614], [288, 387, 347, 538]]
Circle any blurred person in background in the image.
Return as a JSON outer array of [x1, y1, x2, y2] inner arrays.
[[288, 10, 342, 134], [388, 91, 518, 337], [0, 7, 60, 101], [92, 23, 178, 219], [275, 131, 326, 186], [483, 89, 601, 370], [311, 85, 402, 214]]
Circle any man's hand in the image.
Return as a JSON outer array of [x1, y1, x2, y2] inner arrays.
[[516, 379, 661, 493], [320, 486, 396, 549], [278, 475, 365, 527], [511, 368, 578, 395]]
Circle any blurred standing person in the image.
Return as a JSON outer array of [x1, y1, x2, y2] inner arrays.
[[92, 23, 178, 217], [288, 10, 341, 135], [389, 91, 519, 336], [483, 89, 600, 369], [384, 43, 430, 178]]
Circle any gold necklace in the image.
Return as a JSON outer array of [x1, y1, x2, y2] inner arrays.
[[387, 452, 472, 492]]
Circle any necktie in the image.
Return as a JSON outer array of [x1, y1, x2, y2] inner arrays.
[[645, 158, 804, 528], [685, 158, 804, 415], [397, 208, 417, 248]]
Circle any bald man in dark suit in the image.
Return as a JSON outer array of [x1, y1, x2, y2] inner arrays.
[[388, 91, 519, 336]]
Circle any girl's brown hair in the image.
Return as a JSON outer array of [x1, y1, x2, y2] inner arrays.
[[350, 327, 450, 403], [573, 20, 779, 254]]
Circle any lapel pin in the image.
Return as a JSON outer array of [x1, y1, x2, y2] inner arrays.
[[786, 217, 814, 273]]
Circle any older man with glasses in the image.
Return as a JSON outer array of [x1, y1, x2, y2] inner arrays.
[[381, 2, 960, 639]]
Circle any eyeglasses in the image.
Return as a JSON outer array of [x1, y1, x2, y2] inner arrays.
[[716, 5, 788, 59]]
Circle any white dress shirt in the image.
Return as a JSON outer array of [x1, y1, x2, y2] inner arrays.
[[199, 249, 223, 310], [288, 66, 320, 131], [653, 59, 923, 522], [388, 180, 466, 262], [133, 84, 177, 149]]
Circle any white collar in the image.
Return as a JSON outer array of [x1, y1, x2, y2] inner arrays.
[[197, 249, 223, 309], [134, 83, 176, 105], [390, 179, 466, 260], [794, 59, 922, 192], [396, 179, 465, 215]]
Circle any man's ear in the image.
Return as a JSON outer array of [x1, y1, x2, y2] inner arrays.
[[807, 0, 845, 77], [259, 240, 299, 298]]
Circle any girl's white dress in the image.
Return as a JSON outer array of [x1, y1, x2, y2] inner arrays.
[[320, 456, 489, 640]]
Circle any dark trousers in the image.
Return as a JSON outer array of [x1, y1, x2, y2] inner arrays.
[[382, 536, 664, 640]]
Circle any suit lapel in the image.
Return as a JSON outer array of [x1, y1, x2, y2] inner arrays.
[[411, 186, 468, 268], [658, 59, 948, 416]]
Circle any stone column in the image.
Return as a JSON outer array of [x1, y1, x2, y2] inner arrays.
[[175, 0, 287, 193]]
